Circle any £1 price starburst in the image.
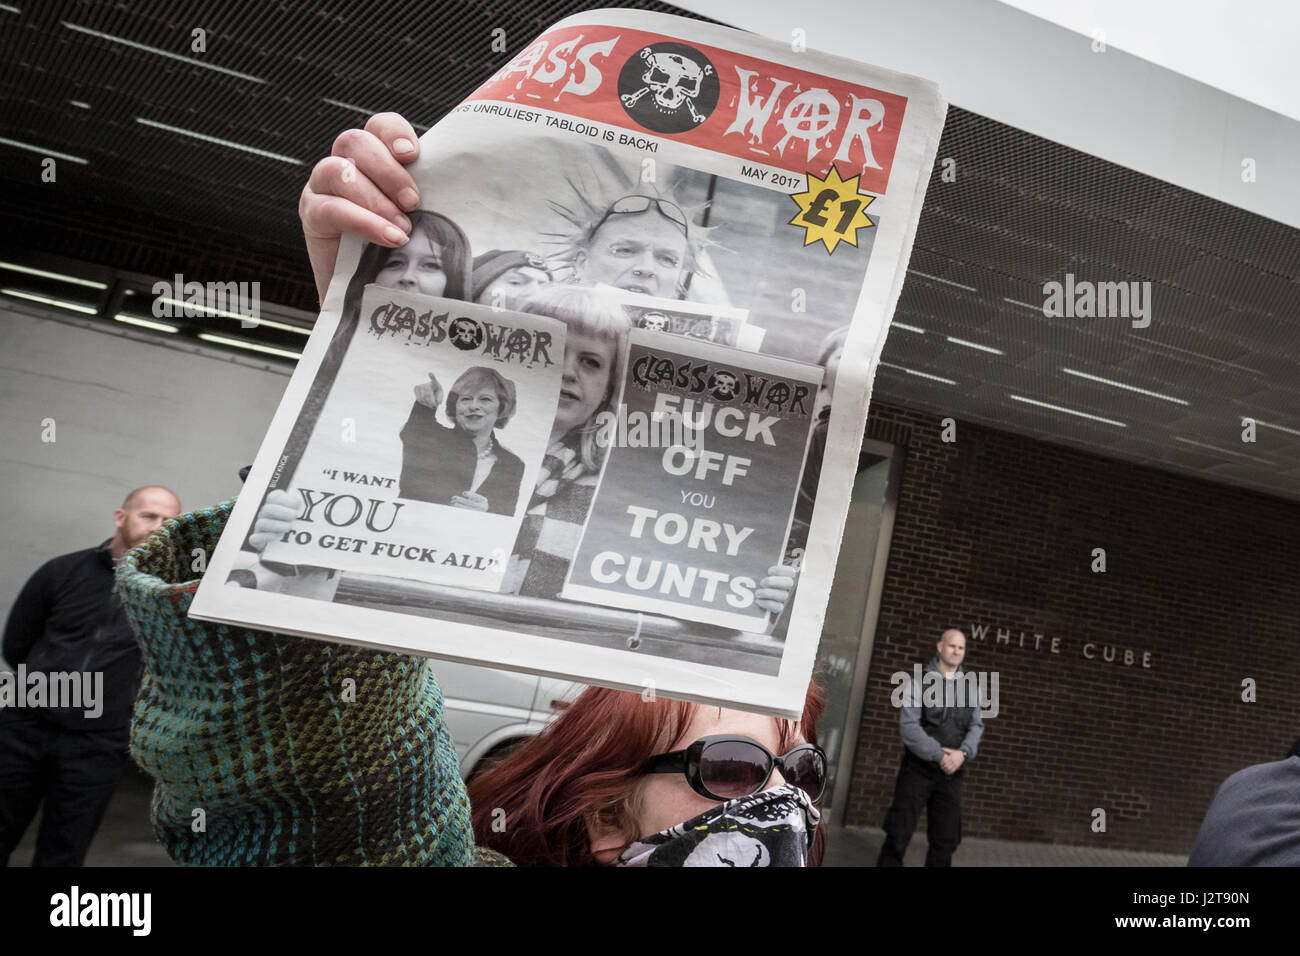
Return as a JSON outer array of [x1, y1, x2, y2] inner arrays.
[[788, 166, 876, 254]]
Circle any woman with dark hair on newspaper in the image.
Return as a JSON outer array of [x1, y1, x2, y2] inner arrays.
[[398, 365, 525, 516]]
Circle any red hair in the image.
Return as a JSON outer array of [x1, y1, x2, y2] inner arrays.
[[468, 681, 827, 866]]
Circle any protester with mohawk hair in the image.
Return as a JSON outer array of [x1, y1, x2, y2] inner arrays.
[[543, 177, 730, 305]]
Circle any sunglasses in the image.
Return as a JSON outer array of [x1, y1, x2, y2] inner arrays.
[[592, 195, 690, 238], [643, 734, 827, 803]]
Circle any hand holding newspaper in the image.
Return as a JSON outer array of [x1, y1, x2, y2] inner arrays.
[[189, 8, 946, 718]]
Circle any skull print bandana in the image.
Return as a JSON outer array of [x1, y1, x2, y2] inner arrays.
[[613, 783, 820, 867]]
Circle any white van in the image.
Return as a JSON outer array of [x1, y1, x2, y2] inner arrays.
[[435, 659, 584, 778]]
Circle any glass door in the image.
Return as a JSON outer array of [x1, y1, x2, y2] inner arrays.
[[813, 438, 902, 823]]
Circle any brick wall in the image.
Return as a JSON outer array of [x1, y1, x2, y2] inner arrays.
[[848, 401, 1300, 854]]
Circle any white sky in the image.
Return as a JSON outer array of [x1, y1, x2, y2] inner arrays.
[[995, 0, 1299, 121]]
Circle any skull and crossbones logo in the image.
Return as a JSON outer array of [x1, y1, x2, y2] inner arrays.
[[640, 311, 671, 332], [621, 47, 714, 125], [708, 370, 738, 401], [449, 317, 482, 351]]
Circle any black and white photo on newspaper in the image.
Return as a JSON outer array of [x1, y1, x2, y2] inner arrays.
[[189, 8, 946, 717], [257, 286, 565, 591]]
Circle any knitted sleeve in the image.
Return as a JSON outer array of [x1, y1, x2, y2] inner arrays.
[[115, 498, 478, 866]]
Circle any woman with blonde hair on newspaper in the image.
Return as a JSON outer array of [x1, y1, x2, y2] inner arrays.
[[397, 364, 526, 517]]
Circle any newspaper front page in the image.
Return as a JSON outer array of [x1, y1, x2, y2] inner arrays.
[[189, 7, 947, 718]]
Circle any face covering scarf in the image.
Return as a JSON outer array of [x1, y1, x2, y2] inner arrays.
[[614, 783, 820, 867]]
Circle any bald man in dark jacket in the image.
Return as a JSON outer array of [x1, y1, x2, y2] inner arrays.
[[0, 486, 179, 866]]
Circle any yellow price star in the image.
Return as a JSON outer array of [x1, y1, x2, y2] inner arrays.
[[788, 166, 876, 254]]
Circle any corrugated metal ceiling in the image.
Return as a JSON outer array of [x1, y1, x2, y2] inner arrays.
[[1, 0, 1296, 500]]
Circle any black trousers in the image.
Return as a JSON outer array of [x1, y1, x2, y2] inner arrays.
[[877, 750, 964, 867], [0, 708, 129, 866]]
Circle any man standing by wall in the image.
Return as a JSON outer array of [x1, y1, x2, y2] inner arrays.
[[877, 628, 984, 867], [0, 485, 181, 866]]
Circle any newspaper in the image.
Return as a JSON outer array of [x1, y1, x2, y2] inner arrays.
[[188, 7, 946, 718]]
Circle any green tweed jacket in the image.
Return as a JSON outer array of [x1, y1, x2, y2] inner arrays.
[[116, 498, 511, 866]]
